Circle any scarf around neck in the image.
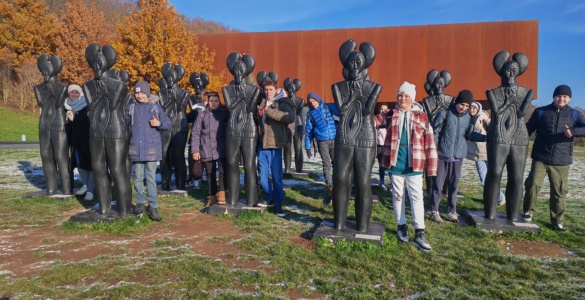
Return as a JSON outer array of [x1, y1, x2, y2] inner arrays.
[[66, 96, 88, 112]]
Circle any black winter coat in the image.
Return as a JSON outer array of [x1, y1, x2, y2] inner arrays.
[[526, 103, 585, 165]]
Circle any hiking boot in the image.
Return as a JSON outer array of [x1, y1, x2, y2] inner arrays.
[[445, 212, 459, 223], [205, 195, 217, 207], [430, 211, 443, 223], [413, 230, 432, 252], [397, 224, 409, 243], [134, 202, 146, 215], [147, 206, 162, 222], [216, 191, 226, 205], [553, 224, 567, 232], [276, 206, 287, 217], [522, 212, 533, 222], [75, 185, 87, 196]]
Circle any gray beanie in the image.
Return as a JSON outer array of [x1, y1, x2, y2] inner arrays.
[[134, 81, 151, 97]]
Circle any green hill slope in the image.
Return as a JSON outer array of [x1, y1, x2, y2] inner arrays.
[[0, 106, 39, 142]]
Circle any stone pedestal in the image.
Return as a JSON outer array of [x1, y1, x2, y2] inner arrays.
[[466, 210, 541, 233], [283, 171, 309, 178], [158, 189, 188, 197], [24, 190, 74, 200], [207, 198, 266, 216], [69, 201, 134, 224], [312, 218, 385, 245]]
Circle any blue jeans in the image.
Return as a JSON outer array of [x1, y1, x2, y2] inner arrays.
[[475, 160, 505, 202], [133, 161, 158, 208], [257, 143, 284, 207]]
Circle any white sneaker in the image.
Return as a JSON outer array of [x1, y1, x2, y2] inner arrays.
[[75, 185, 87, 196], [84, 192, 94, 201], [193, 180, 201, 189]]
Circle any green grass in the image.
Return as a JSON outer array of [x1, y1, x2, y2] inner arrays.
[[1, 148, 585, 299], [0, 106, 39, 142]]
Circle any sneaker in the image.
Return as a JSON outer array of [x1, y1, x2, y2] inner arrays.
[[379, 183, 388, 191], [430, 211, 443, 223], [75, 185, 87, 196], [134, 203, 146, 214], [193, 180, 201, 190], [397, 224, 409, 243], [257, 200, 274, 207], [413, 230, 432, 252], [276, 206, 287, 217], [553, 224, 567, 232], [147, 206, 162, 222], [445, 212, 459, 223], [83, 192, 94, 201], [522, 212, 533, 222], [498, 198, 506, 206]]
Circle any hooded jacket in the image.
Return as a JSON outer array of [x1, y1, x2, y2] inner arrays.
[[305, 92, 337, 148], [191, 106, 229, 162], [466, 102, 490, 161], [127, 94, 171, 162], [257, 89, 296, 149], [432, 103, 471, 159]]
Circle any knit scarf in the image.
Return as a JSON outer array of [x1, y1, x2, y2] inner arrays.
[[66, 96, 88, 112]]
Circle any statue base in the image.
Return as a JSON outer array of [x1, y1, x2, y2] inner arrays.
[[207, 199, 266, 216], [69, 201, 133, 224], [349, 195, 380, 204], [312, 218, 385, 245], [283, 171, 309, 178], [466, 210, 541, 233], [24, 190, 74, 200], [158, 189, 188, 197]]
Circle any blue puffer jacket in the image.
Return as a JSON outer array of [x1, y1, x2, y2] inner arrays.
[[127, 95, 171, 162], [305, 92, 336, 149], [432, 103, 470, 159]]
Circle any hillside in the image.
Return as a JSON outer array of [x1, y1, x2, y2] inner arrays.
[[0, 106, 39, 142]]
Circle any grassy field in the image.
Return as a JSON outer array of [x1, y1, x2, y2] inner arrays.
[[1, 148, 585, 299], [0, 106, 39, 142]]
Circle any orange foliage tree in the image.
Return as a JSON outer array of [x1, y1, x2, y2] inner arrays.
[[54, 0, 114, 84], [0, 0, 58, 69], [113, 0, 223, 94]]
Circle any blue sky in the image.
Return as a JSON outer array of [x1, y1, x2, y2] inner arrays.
[[170, 0, 585, 108]]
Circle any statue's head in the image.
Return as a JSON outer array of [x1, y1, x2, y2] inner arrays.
[[257, 71, 278, 88], [339, 40, 376, 81], [424, 69, 451, 97], [37, 54, 62, 83], [226, 52, 255, 85], [284, 77, 301, 98], [106, 69, 129, 83], [493, 51, 528, 87], [161, 62, 185, 88], [85, 43, 117, 80], [189, 72, 209, 95]]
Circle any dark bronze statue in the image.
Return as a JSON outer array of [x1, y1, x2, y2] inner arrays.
[[82, 43, 132, 216], [283, 77, 305, 173], [33, 54, 71, 195], [189, 72, 209, 107], [331, 40, 382, 232], [422, 69, 454, 121], [222, 52, 262, 206], [484, 51, 534, 221], [158, 63, 190, 191]]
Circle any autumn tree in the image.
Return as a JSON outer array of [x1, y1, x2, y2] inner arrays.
[[0, 0, 58, 69], [113, 0, 222, 93], [54, 0, 113, 84]]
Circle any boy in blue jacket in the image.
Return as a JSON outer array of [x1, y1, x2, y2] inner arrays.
[[127, 81, 171, 221], [305, 92, 337, 198]]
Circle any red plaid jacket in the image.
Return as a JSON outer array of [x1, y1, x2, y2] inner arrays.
[[380, 108, 438, 176]]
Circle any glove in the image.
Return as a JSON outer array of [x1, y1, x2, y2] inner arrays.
[[306, 149, 312, 158], [66, 110, 74, 122]]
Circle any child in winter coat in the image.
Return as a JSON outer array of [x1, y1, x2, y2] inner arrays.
[[191, 92, 229, 207], [127, 81, 171, 221]]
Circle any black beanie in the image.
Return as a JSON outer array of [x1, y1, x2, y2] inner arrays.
[[134, 81, 151, 97], [455, 90, 473, 105], [553, 85, 572, 98]]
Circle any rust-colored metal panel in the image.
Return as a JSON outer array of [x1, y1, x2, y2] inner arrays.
[[452, 23, 482, 99], [400, 25, 428, 102], [199, 20, 538, 104], [300, 30, 326, 99]]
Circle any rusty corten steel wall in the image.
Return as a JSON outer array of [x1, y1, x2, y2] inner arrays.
[[199, 20, 538, 104]]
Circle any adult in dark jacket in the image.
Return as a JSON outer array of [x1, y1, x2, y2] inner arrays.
[[64, 84, 94, 201], [522, 85, 585, 231], [305, 92, 337, 193], [127, 81, 171, 221], [191, 92, 230, 206], [430, 90, 472, 223]]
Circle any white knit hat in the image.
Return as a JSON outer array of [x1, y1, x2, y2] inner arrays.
[[67, 84, 83, 96], [397, 81, 416, 102]]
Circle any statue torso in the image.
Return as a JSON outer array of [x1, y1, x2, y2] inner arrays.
[[159, 87, 189, 133], [35, 81, 67, 132], [224, 84, 259, 138], [487, 85, 531, 145], [83, 78, 129, 139], [334, 80, 377, 147]]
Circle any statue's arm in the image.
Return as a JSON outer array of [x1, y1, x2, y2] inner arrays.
[[57, 84, 68, 108], [33, 85, 44, 107], [363, 84, 382, 116], [222, 86, 236, 110], [331, 83, 352, 113], [486, 89, 500, 115], [247, 87, 262, 114], [517, 89, 535, 118], [109, 81, 126, 111]]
